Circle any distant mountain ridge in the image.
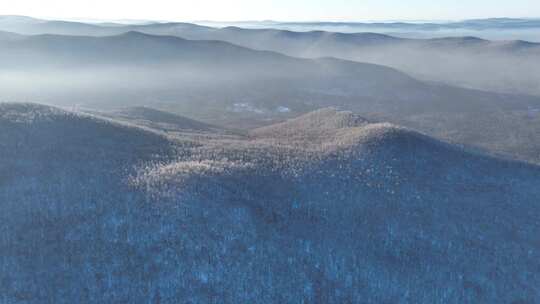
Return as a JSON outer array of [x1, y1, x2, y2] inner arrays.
[[2, 15, 538, 97], [3, 15, 540, 31], [1, 15, 539, 49], [275, 18, 540, 30]]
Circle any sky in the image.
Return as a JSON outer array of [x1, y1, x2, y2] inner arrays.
[[1, 0, 539, 22]]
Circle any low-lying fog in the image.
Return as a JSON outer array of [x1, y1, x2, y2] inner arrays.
[[197, 22, 540, 42]]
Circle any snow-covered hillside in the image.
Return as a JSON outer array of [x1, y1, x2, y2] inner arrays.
[[1, 104, 539, 303]]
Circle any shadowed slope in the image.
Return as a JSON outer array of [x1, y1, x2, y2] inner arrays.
[[0, 103, 184, 303], [87, 106, 225, 134], [0, 102, 178, 204]]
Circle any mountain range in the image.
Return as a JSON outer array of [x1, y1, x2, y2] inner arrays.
[[1, 15, 539, 96], [1, 29, 539, 163]]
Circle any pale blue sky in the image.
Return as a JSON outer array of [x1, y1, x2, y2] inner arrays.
[[2, 0, 539, 22]]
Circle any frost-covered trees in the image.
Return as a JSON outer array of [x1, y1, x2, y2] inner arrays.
[[1, 104, 540, 303]]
